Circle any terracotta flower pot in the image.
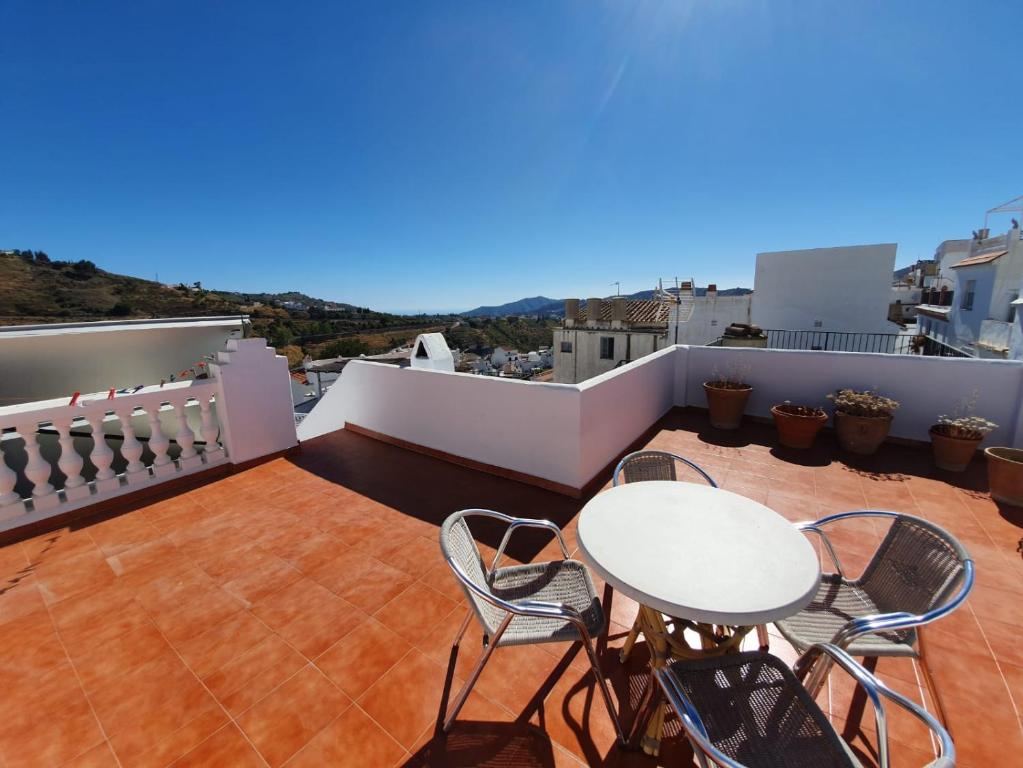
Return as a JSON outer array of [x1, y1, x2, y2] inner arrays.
[[703, 382, 752, 430], [985, 447, 1023, 506], [929, 426, 981, 472], [772, 404, 827, 450], [834, 410, 892, 455]]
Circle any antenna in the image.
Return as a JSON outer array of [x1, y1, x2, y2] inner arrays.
[[610, 281, 620, 296]]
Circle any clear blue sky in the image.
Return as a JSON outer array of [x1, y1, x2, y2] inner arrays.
[[2, 2, 1021, 313]]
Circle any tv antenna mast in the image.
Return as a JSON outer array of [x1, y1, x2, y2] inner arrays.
[[610, 281, 621, 296]]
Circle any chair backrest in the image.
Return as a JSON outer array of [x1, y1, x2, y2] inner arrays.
[[613, 450, 717, 487], [439, 512, 506, 632], [859, 515, 970, 617]]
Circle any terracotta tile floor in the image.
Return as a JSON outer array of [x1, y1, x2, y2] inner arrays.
[[1, 407, 1020, 766]]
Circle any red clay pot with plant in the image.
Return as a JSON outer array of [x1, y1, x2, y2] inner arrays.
[[929, 425, 982, 472], [828, 389, 899, 456], [986, 447, 1023, 506], [703, 381, 753, 430], [771, 403, 828, 450]]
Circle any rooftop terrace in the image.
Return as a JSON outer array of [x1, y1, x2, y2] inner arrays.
[[1, 408, 1019, 767]]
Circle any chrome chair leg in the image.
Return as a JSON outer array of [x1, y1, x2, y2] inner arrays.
[[443, 614, 510, 732], [581, 629, 627, 745]]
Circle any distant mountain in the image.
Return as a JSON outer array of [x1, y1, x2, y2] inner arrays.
[[461, 296, 562, 317], [462, 287, 752, 318]]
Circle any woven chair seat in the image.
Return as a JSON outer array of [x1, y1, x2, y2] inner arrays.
[[667, 652, 862, 768], [486, 560, 604, 646], [775, 574, 917, 657]]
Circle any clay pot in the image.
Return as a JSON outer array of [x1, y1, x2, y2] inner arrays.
[[772, 404, 828, 450], [929, 426, 981, 472], [703, 382, 752, 430], [834, 410, 892, 455], [985, 447, 1023, 506]]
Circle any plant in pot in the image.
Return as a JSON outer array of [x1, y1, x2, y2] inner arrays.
[[771, 401, 828, 450], [929, 392, 997, 472], [703, 362, 752, 430], [828, 389, 899, 455]]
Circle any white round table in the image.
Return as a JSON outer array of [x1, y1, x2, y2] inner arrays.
[[578, 480, 820, 626], [577, 481, 821, 754]]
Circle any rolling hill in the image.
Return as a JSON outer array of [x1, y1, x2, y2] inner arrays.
[[461, 287, 752, 317]]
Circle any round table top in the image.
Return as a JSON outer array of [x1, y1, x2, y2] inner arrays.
[[577, 481, 820, 625]]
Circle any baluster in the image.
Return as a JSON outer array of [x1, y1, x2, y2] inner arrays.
[[175, 400, 199, 469], [19, 422, 60, 512], [0, 432, 25, 514], [85, 412, 119, 492], [54, 419, 89, 501], [147, 406, 175, 477], [116, 407, 148, 485], [199, 396, 224, 461]]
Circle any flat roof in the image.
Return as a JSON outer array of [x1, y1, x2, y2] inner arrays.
[[0, 315, 249, 338]]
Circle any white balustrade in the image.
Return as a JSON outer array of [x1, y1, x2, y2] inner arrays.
[[54, 420, 90, 502], [0, 379, 226, 531], [0, 433, 25, 516], [17, 423, 60, 512], [116, 407, 148, 486]]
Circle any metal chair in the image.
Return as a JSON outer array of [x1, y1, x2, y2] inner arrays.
[[776, 511, 974, 730], [439, 509, 625, 743], [611, 451, 770, 655], [631, 645, 954, 767], [612, 450, 718, 487]]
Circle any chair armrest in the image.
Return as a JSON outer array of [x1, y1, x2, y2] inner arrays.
[[811, 644, 954, 768], [795, 522, 846, 577], [831, 559, 974, 647], [492, 518, 570, 569]]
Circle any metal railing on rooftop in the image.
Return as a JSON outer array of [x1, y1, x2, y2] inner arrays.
[[706, 329, 970, 358]]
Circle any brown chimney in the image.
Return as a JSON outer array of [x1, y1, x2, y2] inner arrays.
[[612, 297, 627, 327], [564, 298, 580, 326], [706, 283, 717, 297], [586, 297, 604, 327]]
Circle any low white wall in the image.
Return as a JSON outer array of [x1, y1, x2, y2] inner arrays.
[[299, 361, 584, 487], [577, 346, 677, 484], [685, 346, 1023, 447]]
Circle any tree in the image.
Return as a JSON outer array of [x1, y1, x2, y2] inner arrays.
[[34, 251, 50, 264], [320, 337, 369, 358]]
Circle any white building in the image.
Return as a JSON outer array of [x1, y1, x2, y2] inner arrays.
[[0, 316, 248, 407], [752, 244, 898, 343], [918, 223, 1023, 357], [663, 283, 753, 346]]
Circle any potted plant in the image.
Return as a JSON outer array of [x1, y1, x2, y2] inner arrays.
[[771, 401, 828, 450], [828, 389, 899, 455], [986, 447, 1023, 506], [929, 393, 997, 472], [703, 362, 752, 430]]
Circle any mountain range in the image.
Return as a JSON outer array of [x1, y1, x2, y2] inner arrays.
[[461, 287, 753, 317]]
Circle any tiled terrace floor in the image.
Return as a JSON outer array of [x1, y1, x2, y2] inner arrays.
[[0, 408, 1020, 767]]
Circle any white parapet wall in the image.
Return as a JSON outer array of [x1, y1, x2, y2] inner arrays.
[[298, 342, 1023, 496], [683, 345, 1023, 448]]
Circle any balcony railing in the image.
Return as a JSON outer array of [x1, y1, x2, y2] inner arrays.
[[709, 329, 969, 357], [0, 338, 298, 535]]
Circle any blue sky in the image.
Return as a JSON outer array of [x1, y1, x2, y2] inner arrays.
[[2, 1, 1021, 313]]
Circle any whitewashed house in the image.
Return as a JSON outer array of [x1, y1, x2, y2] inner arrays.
[[918, 223, 1023, 357], [751, 244, 900, 349]]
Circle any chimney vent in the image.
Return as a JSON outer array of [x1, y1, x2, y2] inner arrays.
[[706, 283, 718, 297], [564, 299, 580, 326], [611, 297, 627, 327], [586, 297, 604, 327]]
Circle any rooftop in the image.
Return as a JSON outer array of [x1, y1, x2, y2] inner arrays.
[[1, 408, 1019, 767]]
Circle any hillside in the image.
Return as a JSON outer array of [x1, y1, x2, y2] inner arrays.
[[462, 287, 752, 317]]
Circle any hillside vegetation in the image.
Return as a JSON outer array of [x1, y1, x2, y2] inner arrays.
[[0, 250, 556, 364]]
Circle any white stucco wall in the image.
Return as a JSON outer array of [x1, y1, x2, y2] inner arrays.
[[752, 244, 898, 335], [669, 295, 752, 346], [684, 346, 1023, 448], [552, 327, 665, 384], [0, 318, 245, 406], [297, 342, 1023, 494]]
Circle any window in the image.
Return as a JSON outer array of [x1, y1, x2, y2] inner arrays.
[[599, 337, 615, 359], [1009, 292, 1019, 322], [560, 341, 573, 353], [961, 280, 975, 311]]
